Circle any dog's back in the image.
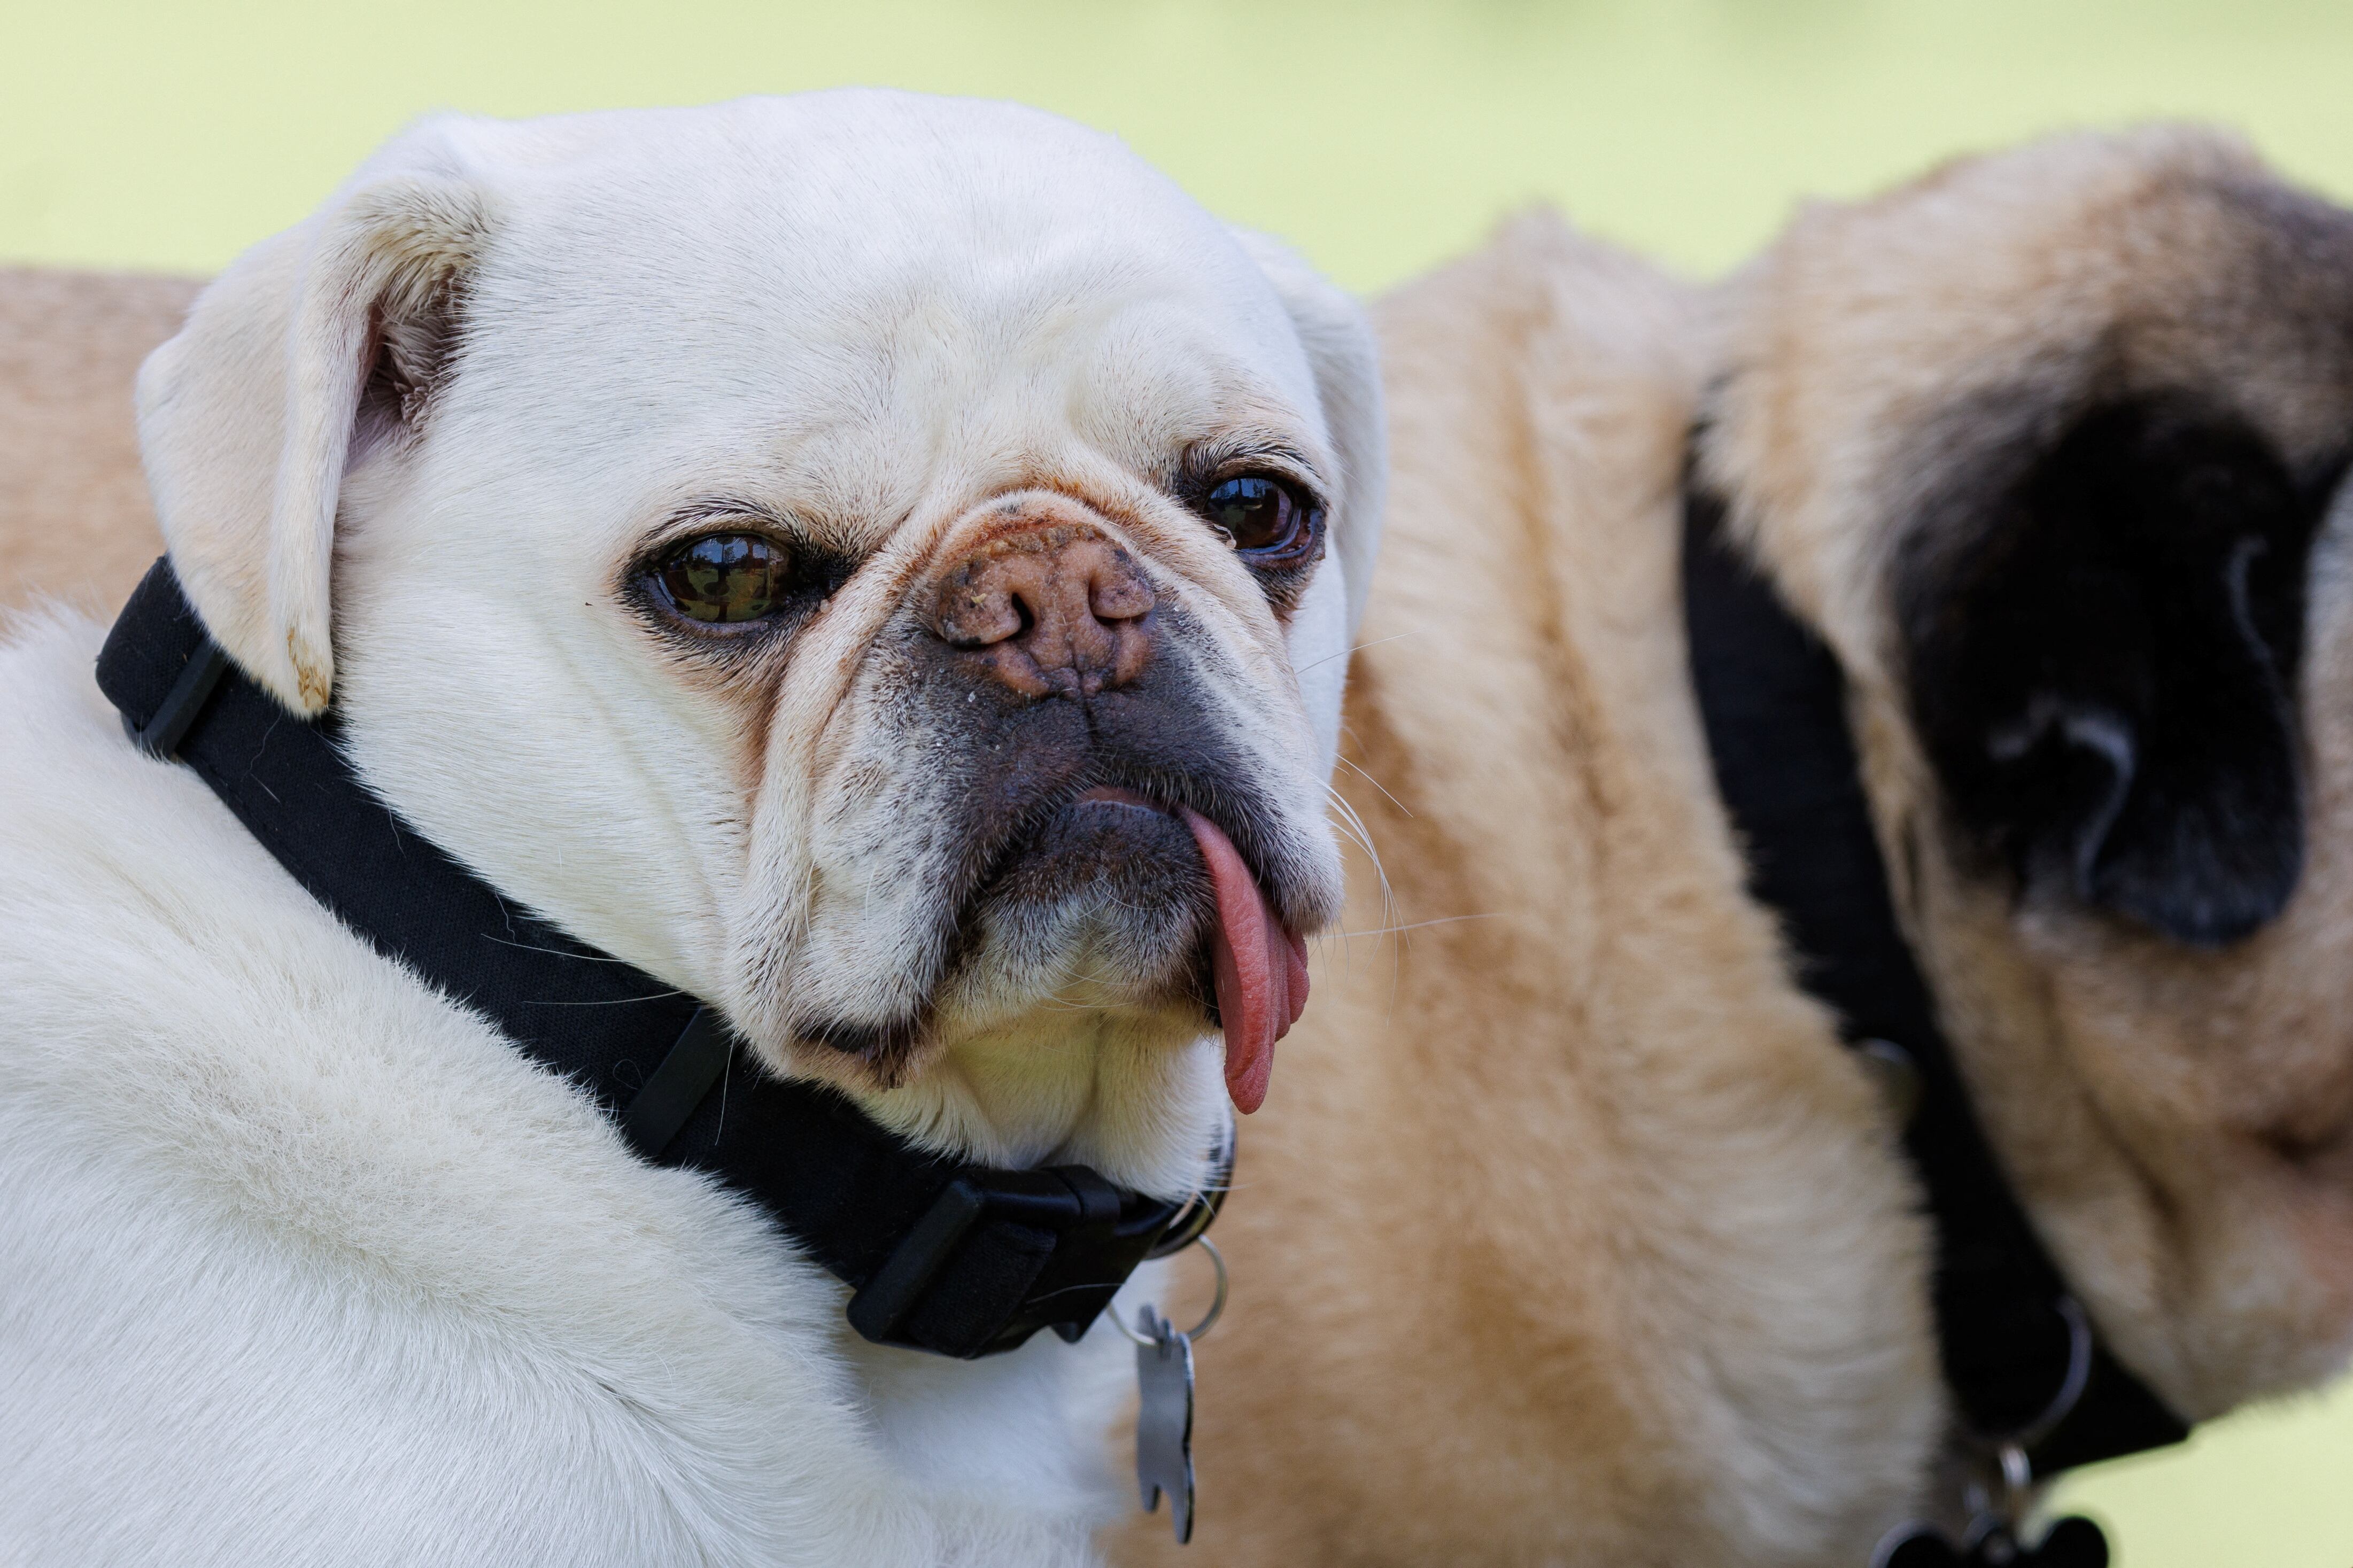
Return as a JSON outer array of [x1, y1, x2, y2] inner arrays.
[[0, 268, 189, 611]]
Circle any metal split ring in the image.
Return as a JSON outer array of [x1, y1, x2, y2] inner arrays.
[[1117, 1236, 1228, 1347], [1145, 1137, 1236, 1261]]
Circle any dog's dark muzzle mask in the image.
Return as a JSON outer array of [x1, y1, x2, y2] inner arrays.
[[97, 556, 1222, 1360]]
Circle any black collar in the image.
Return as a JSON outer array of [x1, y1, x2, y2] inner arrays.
[[1680, 489, 2189, 1479], [96, 557, 1216, 1361]]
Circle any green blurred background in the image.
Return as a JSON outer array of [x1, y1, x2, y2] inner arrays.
[[6, 1, 2351, 1561]]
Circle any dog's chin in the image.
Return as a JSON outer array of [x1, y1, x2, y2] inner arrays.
[[932, 790, 1217, 1032], [828, 790, 1234, 1189]]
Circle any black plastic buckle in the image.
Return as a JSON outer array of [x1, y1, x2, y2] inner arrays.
[[847, 1165, 1179, 1356]]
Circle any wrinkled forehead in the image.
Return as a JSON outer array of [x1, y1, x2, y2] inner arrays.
[[436, 97, 1320, 527]]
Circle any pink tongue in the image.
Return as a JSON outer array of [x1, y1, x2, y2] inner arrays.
[[1181, 808, 1309, 1114]]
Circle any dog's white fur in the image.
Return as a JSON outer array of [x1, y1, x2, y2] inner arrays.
[[0, 92, 1380, 1565]]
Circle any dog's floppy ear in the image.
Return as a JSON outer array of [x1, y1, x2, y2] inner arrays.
[[136, 123, 492, 715], [1901, 394, 2341, 946], [1229, 229, 1386, 636]]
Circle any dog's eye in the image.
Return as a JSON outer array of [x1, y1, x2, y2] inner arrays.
[[655, 534, 794, 623], [1205, 475, 1314, 556]]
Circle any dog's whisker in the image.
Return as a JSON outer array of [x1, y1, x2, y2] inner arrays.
[[477, 935, 646, 962], [714, 1031, 737, 1143], [1294, 628, 1424, 676], [1324, 912, 1510, 940], [1334, 754, 1411, 820], [1322, 781, 1396, 937], [520, 990, 690, 1006]]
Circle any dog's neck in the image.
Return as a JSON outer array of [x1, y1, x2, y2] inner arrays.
[[95, 556, 1220, 1362], [1679, 487, 2188, 1494]]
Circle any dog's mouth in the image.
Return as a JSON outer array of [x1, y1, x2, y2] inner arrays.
[[951, 783, 1310, 1113]]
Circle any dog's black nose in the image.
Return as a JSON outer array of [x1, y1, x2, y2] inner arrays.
[[928, 521, 1155, 698]]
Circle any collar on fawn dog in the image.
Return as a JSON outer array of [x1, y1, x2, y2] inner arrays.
[[1682, 490, 2187, 1562], [96, 556, 1221, 1362]]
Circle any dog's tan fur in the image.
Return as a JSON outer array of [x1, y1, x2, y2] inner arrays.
[[1118, 214, 1937, 1568], [0, 270, 189, 612], [1112, 128, 2353, 1565]]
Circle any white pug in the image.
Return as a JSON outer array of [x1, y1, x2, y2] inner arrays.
[[0, 91, 1381, 1565]]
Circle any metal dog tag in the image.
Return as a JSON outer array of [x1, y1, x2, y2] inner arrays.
[[1134, 1305, 1197, 1543]]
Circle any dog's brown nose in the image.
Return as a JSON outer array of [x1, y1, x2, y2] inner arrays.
[[930, 523, 1156, 698]]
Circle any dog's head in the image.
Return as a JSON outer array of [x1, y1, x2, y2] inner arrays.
[[134, 93, 1381, 1196], [1705, 128, 2353, 1419]]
